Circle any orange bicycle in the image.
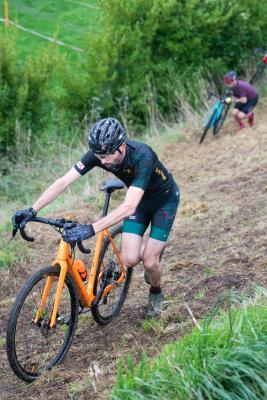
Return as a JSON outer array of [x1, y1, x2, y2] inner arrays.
[[6, 178, 132, 382]]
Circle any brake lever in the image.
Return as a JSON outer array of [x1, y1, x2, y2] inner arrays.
[[77, 240, 91, 254]]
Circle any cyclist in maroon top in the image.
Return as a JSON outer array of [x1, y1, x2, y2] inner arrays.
[[224, 71, 258, 130]]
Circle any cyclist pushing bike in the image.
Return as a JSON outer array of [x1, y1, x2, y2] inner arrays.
[[12, 117, 180, 318], [224, 70, 258, 130]]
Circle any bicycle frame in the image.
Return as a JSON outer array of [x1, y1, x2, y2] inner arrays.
[[34, 227, 125, 328], [204, 98, 224, 128], [250, 48, 267, 85]]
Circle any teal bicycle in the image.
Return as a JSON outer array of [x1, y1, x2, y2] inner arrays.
[[199, 92, 232, 144]]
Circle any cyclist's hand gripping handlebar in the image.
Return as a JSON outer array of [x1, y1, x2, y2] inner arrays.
[[12, 217, 92, 254]]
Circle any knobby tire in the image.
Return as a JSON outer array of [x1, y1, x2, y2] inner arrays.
[[91, 225, 132, 326], [199, 108, 217, 144], [213, 105, 230, 135], [250, 64, 266, 85], [6, 266, 79, 382]]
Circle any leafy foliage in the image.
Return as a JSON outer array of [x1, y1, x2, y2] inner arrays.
[[0, 32, 61, 156], [0, 0, 266, 154], [79, 0, 267, 126]]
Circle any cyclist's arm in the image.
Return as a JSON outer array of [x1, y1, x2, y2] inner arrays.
[[32, 167, 82, 212], [235, 96, 247, 104], [92, 186, 144, 233]]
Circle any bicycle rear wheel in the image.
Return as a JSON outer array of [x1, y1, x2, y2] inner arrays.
[[213, 105, 230, 135], [6, 266, 79, 382], [199, 108, 217, 144], [250, 64, 266, 85], [91, 225, 132, 326]]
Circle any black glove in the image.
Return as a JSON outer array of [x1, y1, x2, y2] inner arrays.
[[12, 207, 37, 230], [62, 223, 95, 243]]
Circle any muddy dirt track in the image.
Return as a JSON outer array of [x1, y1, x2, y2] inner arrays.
[[0, 99, 267, 399]]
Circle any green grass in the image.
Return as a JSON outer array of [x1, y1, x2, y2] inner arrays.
[[0, 0, 100, 60], [142, 318, 163, 335], [0, 236, 31, 269], [111, 287, 267, 400]]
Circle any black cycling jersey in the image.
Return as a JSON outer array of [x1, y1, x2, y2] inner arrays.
[[74, 140, 175, 201]]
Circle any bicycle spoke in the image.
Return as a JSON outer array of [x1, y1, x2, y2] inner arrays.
[[6, 266, 78, 381], [91, 226, 132, 325]]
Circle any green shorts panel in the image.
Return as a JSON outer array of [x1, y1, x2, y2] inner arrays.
[[150, 226, 170, 242], [122, 220, 147, 237]]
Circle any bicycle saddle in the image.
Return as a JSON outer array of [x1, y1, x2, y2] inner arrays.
[[101, 178, 125, 192]]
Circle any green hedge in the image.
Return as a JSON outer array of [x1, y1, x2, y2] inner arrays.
[[1, 0, 266, 155], [0, 32, 63, 156], [80, 0, 266, 126]]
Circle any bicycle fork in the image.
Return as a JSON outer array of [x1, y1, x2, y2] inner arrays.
[[33, 241, 73, 329]]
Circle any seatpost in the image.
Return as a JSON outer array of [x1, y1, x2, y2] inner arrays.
[[102, 192, 111, 217]]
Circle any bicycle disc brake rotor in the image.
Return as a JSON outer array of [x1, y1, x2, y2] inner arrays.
[[104, 261, 121, 284]]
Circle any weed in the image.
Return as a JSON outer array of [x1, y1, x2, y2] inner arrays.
[[223, 206, 234, 217], [194, 288, 206, 300], [142, 318, 163, 335], [203, 266, 215, 278]]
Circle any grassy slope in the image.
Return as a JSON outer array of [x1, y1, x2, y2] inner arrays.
[[0, 98, 266, 399], [112, 289, 267, 399], [0, 0, 99, 60]]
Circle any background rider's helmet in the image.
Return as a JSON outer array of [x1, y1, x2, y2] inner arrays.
[[88, 117, 126, 154], [224, 70, 237, 84]]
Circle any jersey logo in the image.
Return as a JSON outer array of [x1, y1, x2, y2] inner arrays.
[[129, 215, 136, 220], [123, 168, 133, 175], [77, 161, 85, 170], [155, 167, 167, 181]]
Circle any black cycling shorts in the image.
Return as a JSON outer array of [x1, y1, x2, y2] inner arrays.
[[234, 96, 258, 114], [122, 183, 180, 242]]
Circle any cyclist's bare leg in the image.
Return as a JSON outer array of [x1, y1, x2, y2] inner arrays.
[[232, 109, 246, 128], [142, 238, 166, 287], [237, 111, 247, 120], [121, 232, 143, 267]]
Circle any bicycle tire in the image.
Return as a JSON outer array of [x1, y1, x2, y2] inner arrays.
[[6, 266, 79, 382], [250, 64, 266, 85], [91, 225, 132, 326], [213, 105, 230, 135], [199, 107, 217, 144]]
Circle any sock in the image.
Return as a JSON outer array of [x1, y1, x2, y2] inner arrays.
[[150, 286, 162, 294]]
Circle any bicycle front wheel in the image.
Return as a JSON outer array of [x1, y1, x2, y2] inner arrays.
[[6, 266, 79, 382], [213, 105, 230, 135], [91, 225, 132, 326], [199, 108, 217, 144]]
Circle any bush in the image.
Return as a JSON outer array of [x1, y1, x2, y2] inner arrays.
[[76, 0, 267, 127], [0, 31, 63, 156]]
